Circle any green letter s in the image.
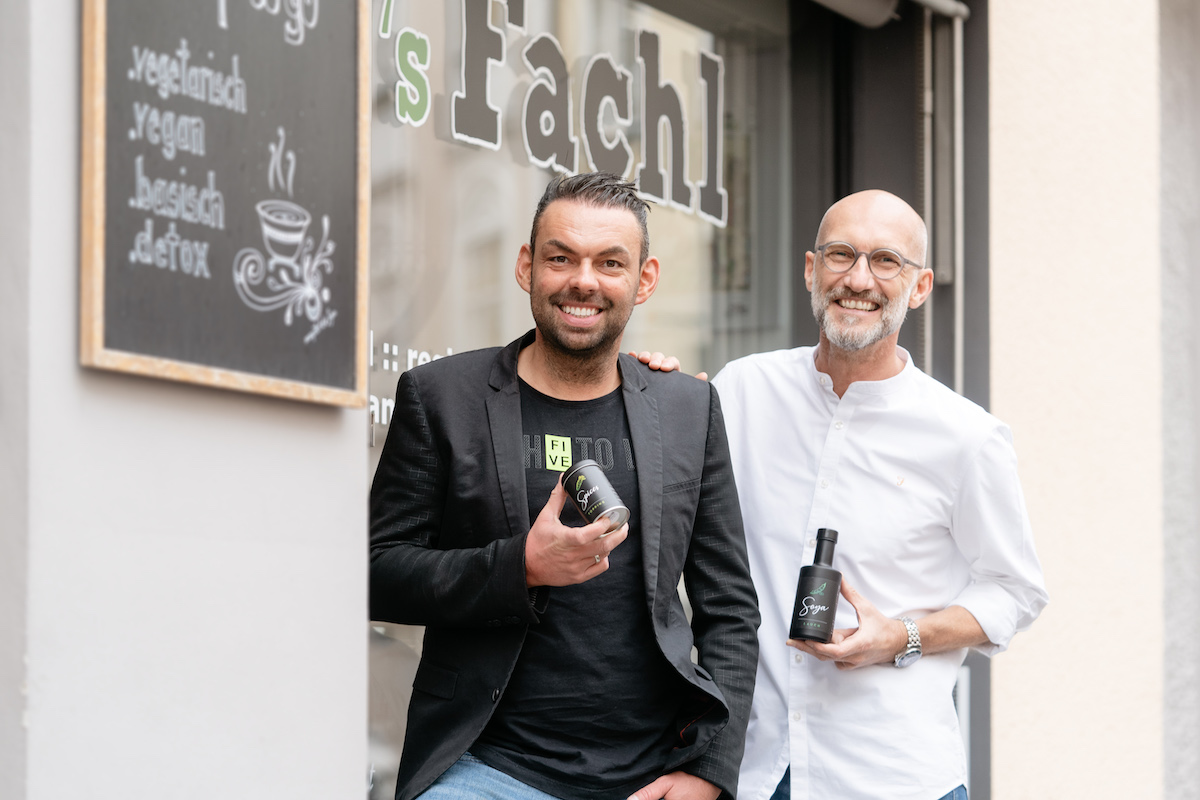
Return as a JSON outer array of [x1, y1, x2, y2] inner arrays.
[[394, 27, 431, 127]]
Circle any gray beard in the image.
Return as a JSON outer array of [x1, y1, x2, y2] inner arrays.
[[811, 283, 913, 352]]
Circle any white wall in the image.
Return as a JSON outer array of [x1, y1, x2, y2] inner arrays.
[[1, 3, 369, 798], [989, 1, 1163, 797]]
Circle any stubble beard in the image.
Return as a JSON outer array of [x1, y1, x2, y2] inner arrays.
[[811, 280, 914, 352], [530, 285, 632, 371]]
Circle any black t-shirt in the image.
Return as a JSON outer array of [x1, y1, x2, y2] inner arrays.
[[470, 380, 683, 799]]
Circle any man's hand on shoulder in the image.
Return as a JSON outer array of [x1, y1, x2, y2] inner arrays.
[[629, 771, 721, 800], [787, 579, 908, 670], [524, 478, 629, 588], [628, 350, 709, 382]]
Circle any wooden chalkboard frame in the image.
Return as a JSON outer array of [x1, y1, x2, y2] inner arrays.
[[80, 0, 370, 407]]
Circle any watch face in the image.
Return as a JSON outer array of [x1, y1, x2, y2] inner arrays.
[[895, 650, 921, 668]]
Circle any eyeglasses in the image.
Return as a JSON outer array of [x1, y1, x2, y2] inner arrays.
[[815, 242, 923, 281]]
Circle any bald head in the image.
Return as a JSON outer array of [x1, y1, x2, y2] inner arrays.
[[815, 190, 928, 266]]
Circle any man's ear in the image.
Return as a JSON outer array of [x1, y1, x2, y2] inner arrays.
[[908, 268, 935, 309], [804, 251, 815, 292], [635, 256, 660, 305], [515, 243, 533, 294]]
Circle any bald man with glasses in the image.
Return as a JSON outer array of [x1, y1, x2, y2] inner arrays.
[[706, 190, 1048, 800]]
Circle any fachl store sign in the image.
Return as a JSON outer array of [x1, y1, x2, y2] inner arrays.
[[378, 0, 729, 227]]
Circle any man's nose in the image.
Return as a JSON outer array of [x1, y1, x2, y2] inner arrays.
[[842, 253, 876, 291], [571, 260, 601, 292]]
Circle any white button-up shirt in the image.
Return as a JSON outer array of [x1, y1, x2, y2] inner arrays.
[[712, 347, 1047, 800]]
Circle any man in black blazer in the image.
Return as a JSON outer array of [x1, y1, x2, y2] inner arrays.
[[370, 172, 759, 800]]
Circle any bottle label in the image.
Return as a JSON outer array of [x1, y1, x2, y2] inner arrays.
[[796, 589, 832, 619], [790, 575, 840, 642]]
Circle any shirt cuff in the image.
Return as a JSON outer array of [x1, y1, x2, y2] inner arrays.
[[951, 580, 1039, 656]]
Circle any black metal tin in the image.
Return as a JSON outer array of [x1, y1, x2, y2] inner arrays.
[[562, 459, 629, 533]]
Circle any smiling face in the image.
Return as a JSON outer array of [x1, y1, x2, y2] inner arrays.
[[809, 264, 916, 352], [805, 191, 932, 355], [517, 199, 659, 360]]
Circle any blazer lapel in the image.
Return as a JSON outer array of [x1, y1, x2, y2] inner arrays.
[[487, 335, 533, 538], [619, 355, 663, 614]]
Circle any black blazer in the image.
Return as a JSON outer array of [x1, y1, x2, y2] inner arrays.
[[370, 331, 759, 800]]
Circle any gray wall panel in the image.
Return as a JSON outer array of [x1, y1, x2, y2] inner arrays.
[[1161, 1, 1200, 795], [0, 0, 31, 794]]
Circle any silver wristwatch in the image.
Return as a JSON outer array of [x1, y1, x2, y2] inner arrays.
[[894, 616, 922, 668]]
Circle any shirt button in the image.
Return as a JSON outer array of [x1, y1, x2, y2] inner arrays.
[[491, 688, 501, 702], [792, 711, 803, 722], [808, 538, 816, 547], [834, 421, 844, 429], [819, 479, 829, 489], [794, 653, 804, 663]]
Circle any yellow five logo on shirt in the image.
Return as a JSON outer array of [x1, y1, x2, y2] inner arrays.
[[545, 435, 572, 471]]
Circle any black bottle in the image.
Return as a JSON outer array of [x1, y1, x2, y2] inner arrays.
[[789, 528, 843, 643]]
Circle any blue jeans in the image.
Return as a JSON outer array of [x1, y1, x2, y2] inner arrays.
[[769, 767, 790, 800], [769, 768, 968, 800], [416, 752, 564, 800]]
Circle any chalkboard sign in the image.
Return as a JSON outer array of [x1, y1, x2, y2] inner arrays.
[[81, 0, 369, 407]]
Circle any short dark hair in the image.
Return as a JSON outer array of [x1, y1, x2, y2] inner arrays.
[[529, 172, 652, 264]]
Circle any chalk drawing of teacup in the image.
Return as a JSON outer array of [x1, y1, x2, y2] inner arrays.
[[256, 198, 311, 269]]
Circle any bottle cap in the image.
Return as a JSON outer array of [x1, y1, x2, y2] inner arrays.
[[816, 528, 839, 543]]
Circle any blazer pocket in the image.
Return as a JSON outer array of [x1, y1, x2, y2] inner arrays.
[[662, 476, 702, 495], [412, 661, 458, 700]]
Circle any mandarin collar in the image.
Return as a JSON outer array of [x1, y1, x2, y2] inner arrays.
[[810, 345, 917, 398]]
